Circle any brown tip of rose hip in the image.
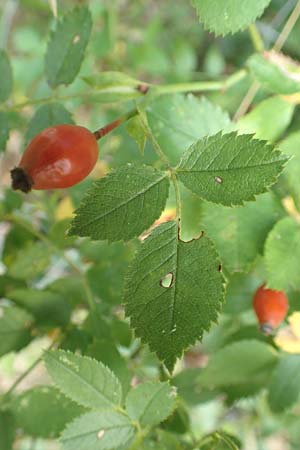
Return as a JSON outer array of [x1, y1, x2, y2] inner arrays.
[[260, 323, 274, 335], [11, 167, 33, 193]]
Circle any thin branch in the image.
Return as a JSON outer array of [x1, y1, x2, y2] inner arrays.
[[273, 0, 300, 51], [234, 0, 300, 120], [248, 24, 265, 52], [3, 339, 57, 399]]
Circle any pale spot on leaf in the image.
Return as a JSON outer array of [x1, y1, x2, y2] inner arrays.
[[73, 35, 80, 44], [97, 430, 105, 440]]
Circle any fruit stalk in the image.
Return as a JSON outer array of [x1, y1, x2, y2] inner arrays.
[[93, 108, 138, 140]]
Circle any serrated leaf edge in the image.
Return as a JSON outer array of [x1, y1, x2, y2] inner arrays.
[[176, 131, 290, 207], [123, 221, 226, 372], [191, 0, 272, 37], [43, 349, 122, 409], [68, 163, 170, 243]]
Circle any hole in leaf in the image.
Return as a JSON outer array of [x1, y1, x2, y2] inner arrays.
[[218, 264, 222, 272], [160, 272, 174, 288], [214, 176, 223, 184]]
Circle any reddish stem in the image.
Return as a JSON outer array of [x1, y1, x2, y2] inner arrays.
[[93, 108, 138, 140]]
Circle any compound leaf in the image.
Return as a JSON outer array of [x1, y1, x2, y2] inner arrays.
[[124, 221, 225, 372]]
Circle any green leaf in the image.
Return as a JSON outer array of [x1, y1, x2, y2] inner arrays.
[[198, 340, 278, 388], [11, 386, 84, 438], [264, 217, 300, 291], [125, 382, 177, 426], [48, 276, 86, 307], [0, 112, 10, 152], [278, 132, 300, 208], [223, 272, 262, 315], [199, 431, 241, 450], [162, 404, 190, 435], [124, 221, 225, 372], [69, 165, 170, 242], [177, 132, 288, 206], [201, 193, 284, 272], [44, 350, 122, 409], [60, 409, 135, 450], [82, 71, 144, 89], [192, 0, 271, 36], [0, 305, 33, 357], [0, 50, 13, 102], [248, 52, 300, 95], [7, 242, 50, 280], [126, 115, 147, 154], [172, 368, 218, 406], [146, 94, 231, 164], [26, 103, 74, 141], [268, 355, 300, 413], [0, 411, 15, 450], [87, 339, 131, 396], [237, 96, 294, 142], [85, 242, 134, 307], [7, 288, 71, 327], [45, 6, 92, 87]]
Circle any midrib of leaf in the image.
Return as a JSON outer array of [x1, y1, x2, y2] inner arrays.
[[62, 422, 132, 441], [170, 232, 180, 331], [138, 384, 169, 424], [177, 160, 285, 173], [46, 353, 116, 406], [77, 173, 168, 230], [54, 34, 80, 81]]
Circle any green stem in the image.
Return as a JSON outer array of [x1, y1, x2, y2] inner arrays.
[[3, 339, 57, 401], [248, 24, 264, 52], [137, 111, 170, 167], [4, 213, 96, 312], [129, 424, 149, 450], [273, 0, 300, 52], [235, 2, 300, 120], [155, 69, 246, 95], [2, 69, 247, 113], [94, 108, 137, 140]]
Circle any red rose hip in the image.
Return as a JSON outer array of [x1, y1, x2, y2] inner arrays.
[[253, 284, 289, 334], [11, 124, 99, 192]]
